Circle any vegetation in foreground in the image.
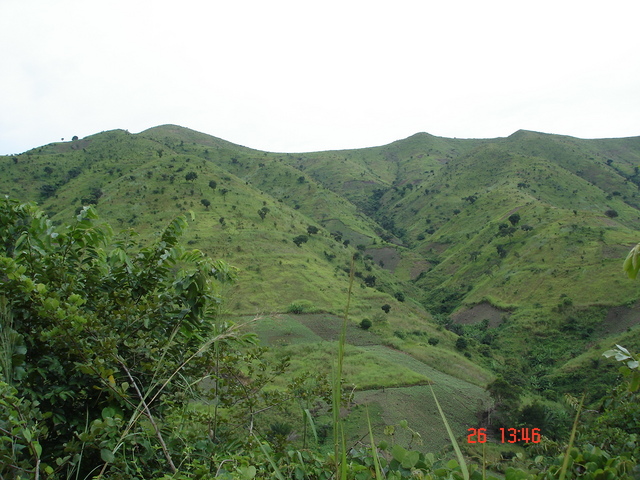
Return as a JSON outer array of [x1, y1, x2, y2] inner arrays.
[[1, 198, 640, 479]]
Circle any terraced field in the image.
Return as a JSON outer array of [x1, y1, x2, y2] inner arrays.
[[253, 313, 491, 453]]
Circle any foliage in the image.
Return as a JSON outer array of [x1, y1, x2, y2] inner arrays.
[[258, 206, 269, 220], [603, 344, 640, 391], [0, 198, 273, 477], [360, 318, 372, 330], [623, 243, 640, 280], [293, 234, 309, 247], [286, 300, 317, 314]]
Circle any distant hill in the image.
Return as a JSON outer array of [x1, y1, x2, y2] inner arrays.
[[3, 124, 640, 401]]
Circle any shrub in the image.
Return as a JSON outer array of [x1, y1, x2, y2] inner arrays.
[[381, 304, 391, 313], [293, 234, 308, 247], [394, 291, 405, 302], [359, 318, 372, 330], [455, 336, 468, 350], [286, 300, 316, 314], [428, 337, 440, 346]]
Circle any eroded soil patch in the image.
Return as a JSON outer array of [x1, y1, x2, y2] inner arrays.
[[365, 247, 401, 272], [297, 313, 380, 346], [601, 301, 640, 334], [451, 302, 508, 327]]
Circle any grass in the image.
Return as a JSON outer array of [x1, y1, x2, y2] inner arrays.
[[251, 311, 491, 458], [270, 342, 430, 390]]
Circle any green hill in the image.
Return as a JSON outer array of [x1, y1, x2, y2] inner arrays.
[[4, 125, 640, 477], [4, 126, 640, 384], [5, 133, 640, 368]]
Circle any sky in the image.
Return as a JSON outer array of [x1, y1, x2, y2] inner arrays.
[[1, 0, 639, 155]]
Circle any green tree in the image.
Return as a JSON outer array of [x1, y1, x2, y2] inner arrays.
[[381, 304, 391, 314], [201, 198, 211, 209], [209, 180, 217, 190], [293, 234, 308, 247], [455, 336, 468, 350], [258, 206, 270, 220], [307, 225, 319, 235], [364, 275, 376, 287], [185, 171, 198, 182], [0, 199, 262, 477]]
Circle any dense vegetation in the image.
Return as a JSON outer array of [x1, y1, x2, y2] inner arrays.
[[2, 126, 640, 478]]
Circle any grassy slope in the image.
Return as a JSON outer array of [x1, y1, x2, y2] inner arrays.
[[252, 313, 491, 454], [4, 125, 640, 408]]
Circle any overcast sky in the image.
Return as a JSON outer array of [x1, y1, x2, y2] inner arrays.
[[1, 0, 639, 155]]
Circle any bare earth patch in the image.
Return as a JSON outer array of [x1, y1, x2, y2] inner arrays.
[[365, 247, 401, 273], [297, 313, 380, 346], [601, 301, 640, 335], [451, 302, 508, 327]]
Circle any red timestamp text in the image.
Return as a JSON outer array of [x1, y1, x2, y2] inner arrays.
[[467, 427, 541, 444]]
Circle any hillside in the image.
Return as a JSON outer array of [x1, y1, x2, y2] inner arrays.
[[4, 126, 640, 396], [4, 125, 640, 477]]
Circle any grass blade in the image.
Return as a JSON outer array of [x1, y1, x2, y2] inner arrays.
[[332, 256, 355, 478], [366, 406, 384, 480], [559, 393, 584, 480], [304, 408, 319, 445], [254, 433, 286, 480], [428, 383, 469, 480]]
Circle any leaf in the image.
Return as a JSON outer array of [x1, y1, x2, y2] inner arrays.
[[14, 232, 28, 251], [628, 360, 639, 369], [100, 448, 115, 463], [304, 408, 318, 444], [391, 444, 407, 463], [239, 465, 256, 479], [624, 244, 640, 279], [401, 450, 420, 469], [615, 352, 632, 362], [616, 344, 631, 355], [33, 441, 42, 459], [102, 407, 116, 419]]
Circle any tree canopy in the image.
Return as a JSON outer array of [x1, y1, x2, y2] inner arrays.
[[0, 198, 262, 477]]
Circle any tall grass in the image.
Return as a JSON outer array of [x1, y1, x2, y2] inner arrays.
[[332, 255, 355, 479], [558, 393, 584, 480], [429, 383, 469, 480]]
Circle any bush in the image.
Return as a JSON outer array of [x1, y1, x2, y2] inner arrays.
[[394, 291, 405, 302], [428, 337, 440, 346], [455, 336, 468, 350], [286, 300, 316, 314], [293, 234, 309, 247], [359, 318, 372, 330]]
